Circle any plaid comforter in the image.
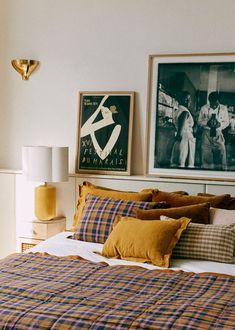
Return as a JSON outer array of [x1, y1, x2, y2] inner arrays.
[[0, 253, 234, 329]]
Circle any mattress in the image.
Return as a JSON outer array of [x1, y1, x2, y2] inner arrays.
[[27, 231, 235, 276]]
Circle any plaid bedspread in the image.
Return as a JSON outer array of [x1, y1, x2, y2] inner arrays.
[[0, 253, 234, 329]]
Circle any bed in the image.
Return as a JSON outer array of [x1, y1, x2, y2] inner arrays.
[[0, 181, 234, 329]]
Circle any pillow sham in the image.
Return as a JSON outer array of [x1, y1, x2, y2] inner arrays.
[[72, 181, 153, 229], [73, 194, 158, 243], [135, 202, 210, 224], [152, 190, 230, 209], [172, 222, 235, 263], [227, 197, 235, 210], [210, 207, 235, 225], [141, 188, 189, 196], [100, 216, 191, 268], [198, 193, 235, 210]]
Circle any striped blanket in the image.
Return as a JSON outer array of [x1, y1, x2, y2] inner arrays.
[[0, 253, 234, 329]]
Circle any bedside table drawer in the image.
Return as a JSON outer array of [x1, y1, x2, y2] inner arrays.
[[18, 218, 66, 240], [16, 217, 66, 252], [19, 222, 48, 239]]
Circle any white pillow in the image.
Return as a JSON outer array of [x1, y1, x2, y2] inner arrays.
[[210, 208, 235, 225], [160, 215, 173, 221]]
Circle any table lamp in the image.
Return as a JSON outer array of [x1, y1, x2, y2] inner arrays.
[[22, 146, 69, 220]]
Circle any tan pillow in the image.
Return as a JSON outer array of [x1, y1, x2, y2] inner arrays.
[[152, 190, 230, 209], [72, 181, 153, 229], [136, 203, 210, 224], [210, 208, 235, 225], [101, 216, 191, 268]]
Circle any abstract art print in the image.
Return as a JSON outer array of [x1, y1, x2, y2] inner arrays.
[[77, 91, 134, 175]]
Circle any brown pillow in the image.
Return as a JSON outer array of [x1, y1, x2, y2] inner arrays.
[[197, 193, 214, 197], [228, 197, 235, 210], [136, 202, 210, 224], [198, 193, 235, 210], [152, 190, 230, 209], [72, 181, 153, 229], [142, 188, 188, 196]]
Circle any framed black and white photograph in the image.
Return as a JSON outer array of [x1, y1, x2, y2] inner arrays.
[[76, 91, 134, 175], [146, 53, 235, 180]]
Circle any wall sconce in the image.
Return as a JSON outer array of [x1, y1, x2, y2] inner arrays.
[[11, 59, 40, 80]]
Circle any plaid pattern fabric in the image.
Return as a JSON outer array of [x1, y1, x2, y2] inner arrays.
[[173, 223, 235, 262], [73, 194, 158, 243], [0, 253, 234, 329]]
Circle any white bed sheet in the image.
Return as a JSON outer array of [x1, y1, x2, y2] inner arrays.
[[27, 232, 235, 276]]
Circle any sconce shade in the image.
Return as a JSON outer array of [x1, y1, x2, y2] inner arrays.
[[22, 146, 68, 182], [11, 59, 40, 80]]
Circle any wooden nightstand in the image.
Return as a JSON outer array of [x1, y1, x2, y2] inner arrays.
[[17, 217, 66, 252]]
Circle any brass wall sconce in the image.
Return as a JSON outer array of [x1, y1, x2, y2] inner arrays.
[[11, 59, 40, 80]]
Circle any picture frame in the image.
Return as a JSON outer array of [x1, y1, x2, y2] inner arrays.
[[146, 53, 235, 181], [76, 91, 134, 175]]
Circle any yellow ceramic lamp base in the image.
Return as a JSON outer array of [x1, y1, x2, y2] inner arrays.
[[35, 184, 56, 220]]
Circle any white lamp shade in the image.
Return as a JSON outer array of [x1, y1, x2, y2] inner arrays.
[[22, 146, 68, 182], [52, 147, 68, 182]]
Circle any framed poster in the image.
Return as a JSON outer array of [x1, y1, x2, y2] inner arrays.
[[76, 91, 134, 175], [146, 53, 235, 180]]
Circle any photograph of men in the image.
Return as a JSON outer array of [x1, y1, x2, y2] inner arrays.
[[152, 58, 235, 175], [198, 91, 229, 170], [171, 91, 196, 168]]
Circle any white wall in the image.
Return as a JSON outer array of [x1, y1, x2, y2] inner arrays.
[[1, 0, 235, 173], [0, 173, 15, 258]]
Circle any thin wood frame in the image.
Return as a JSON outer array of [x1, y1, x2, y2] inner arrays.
[[76, 91, 134, 175]]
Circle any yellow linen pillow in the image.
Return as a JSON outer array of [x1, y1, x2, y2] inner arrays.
[[101, 216, 191, 268], [72, 181, 153, 229]]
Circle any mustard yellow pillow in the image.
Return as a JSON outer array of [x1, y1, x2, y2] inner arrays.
[[72, 182, 153, 229], [101, 216, 191, 268]]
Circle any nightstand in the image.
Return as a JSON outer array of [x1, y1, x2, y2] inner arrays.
[[17, 217, 66, 252]]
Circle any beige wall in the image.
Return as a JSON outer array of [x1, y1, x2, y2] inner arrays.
[[1, 0, 235, 174]]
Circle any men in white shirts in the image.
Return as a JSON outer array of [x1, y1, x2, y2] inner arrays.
[[198, 91, 229, 170], [171, 91, 195, 168]]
